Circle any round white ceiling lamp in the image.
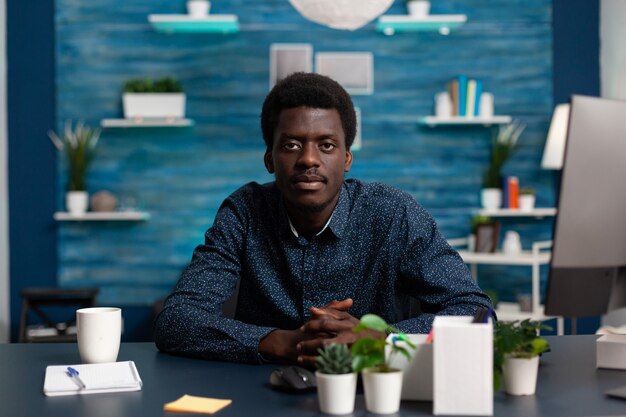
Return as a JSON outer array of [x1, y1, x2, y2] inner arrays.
[[288, 0, 394, 31]]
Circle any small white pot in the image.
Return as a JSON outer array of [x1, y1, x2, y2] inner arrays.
[[519, 195, 536, 211], [187, 0, 211, 17], [481, 188, 502, 210], [66, 191, 89, 215], [315, 372, 357, 415], [362, 368, 403, 414], [503, 356, 539, 396], [406, 0, 430, 17], [123, 93, 186, 119]]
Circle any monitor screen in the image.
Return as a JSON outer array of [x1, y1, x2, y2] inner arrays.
[[544, 95, 626, 318]]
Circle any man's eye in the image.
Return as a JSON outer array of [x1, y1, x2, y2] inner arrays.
[[320, 143, 336, 151], [282, 142, 300, 150]]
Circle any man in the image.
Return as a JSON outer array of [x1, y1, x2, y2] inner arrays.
[[154, 72, 492, 365]]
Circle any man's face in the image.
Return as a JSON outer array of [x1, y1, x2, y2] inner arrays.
[[265, 106, 353, 215]]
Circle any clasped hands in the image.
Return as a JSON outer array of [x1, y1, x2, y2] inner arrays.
[[258, 298, 382, 367]]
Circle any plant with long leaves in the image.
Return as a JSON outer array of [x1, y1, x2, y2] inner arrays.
[[350, 314, 416, 373], [48, 120, 101, 191], [483, 120, 526, 188], [493, 319, 551, 391]]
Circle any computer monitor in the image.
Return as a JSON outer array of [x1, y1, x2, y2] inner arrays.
[[544, 95, 626, 319]]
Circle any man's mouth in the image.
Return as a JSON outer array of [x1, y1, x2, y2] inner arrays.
[[292, 174, 326, 190]]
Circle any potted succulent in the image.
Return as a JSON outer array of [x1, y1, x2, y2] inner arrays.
[[122, 77, 185, 120], [519, 187, 536, 211], [481, 120, 525, 210], [48, 120, 101, 215], [494, 319, 551, 396], [351, 314, 415, 414], [315, 343, 357, 415]]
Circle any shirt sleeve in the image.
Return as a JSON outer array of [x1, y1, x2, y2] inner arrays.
[[392, 198, 494, 333], [153, 192, 277, 364]]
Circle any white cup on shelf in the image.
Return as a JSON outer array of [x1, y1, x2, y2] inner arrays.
[[479, 92, 494, 118], [77, 307, 122, 364], [435, 91, 452, 118], [187, 0, 211, 17]]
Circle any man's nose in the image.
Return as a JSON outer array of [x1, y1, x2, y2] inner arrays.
[[297, 143, 321, 167]]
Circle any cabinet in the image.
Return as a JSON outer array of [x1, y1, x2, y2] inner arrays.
[[449, 238, 564, 335]]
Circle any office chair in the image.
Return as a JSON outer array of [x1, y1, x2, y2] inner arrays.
[[19, 287, 98, 342]]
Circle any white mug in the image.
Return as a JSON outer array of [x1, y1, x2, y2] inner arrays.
[[77, 307, 122, 364]]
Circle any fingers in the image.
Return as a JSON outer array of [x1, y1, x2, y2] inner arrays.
[[300, 316, 355, 335], [322, 298, 353, 311], [296, 331, 360, 358]]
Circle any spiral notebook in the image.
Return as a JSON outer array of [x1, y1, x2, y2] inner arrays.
[[43, 361, 142, 396]]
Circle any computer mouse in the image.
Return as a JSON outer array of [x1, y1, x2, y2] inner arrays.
[[269, 366, 317, 393]]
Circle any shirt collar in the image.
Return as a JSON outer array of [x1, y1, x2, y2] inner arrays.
[[278, 182, 350, 240]]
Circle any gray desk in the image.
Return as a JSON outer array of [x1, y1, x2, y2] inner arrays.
[[1, 336, 626, 416]]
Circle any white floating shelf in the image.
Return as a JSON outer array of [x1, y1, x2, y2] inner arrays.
[[457, 250, 551, 266], [376, 14, 467, 36], [148, 14, 239, 34], [54, 211, 151, 221], [100, 118, 194, 128], [478, 208, 557, 218], [418, 115, 512, 127]]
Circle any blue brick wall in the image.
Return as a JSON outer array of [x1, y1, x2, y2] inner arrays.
[[55, 0, 554, 306]]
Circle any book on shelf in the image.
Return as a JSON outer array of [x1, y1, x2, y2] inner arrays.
[[448, 79, 459, 116], [457, 74, 468, 116], [445, 76, 487, 118], [502, 176, 519, 209]]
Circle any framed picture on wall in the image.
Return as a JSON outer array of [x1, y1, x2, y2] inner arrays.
[[475, 222, 500, 253], [315, 52, 374, 95], [269, 44, 313, 89]]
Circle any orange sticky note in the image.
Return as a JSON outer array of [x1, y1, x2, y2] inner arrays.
[[164, 394, 232, 414]]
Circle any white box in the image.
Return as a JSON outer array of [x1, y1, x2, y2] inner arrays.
[[597, 334, 626, 369], [433, 316, 493, 416], [386, 334, 433, 401]]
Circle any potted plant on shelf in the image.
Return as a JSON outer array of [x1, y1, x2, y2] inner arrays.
[[481, 120, 525, 210], [351, 314, 416, 414], [122, 77, 185, 120], [494, 319, 551, 396], [315, 343, 357, 415], [519, 187, 536, 211], [48, 120, 101, 215]]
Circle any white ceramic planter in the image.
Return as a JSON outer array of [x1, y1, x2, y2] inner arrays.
[[406, 0, 430, 17], [362, 368, 403, 414], [66, 191, 89, 215], [315, 372, 357, 415], [519, 194, 536, 211], [503, 356, 539, 396], [481, 188, 502, 210], [122, 93, 186, 119], [187, 0, 211, 17]]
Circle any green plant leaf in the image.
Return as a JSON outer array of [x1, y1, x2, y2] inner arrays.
[[359, 314, 389, 332]]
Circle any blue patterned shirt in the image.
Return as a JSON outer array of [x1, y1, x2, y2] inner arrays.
[[154, 180, 492, 363]]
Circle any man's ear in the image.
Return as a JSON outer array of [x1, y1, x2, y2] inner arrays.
[[344, 150, 353, 172], [264, 150, 274, 174]]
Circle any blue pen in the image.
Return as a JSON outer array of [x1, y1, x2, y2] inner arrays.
[[66, 367, 86, 389]]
